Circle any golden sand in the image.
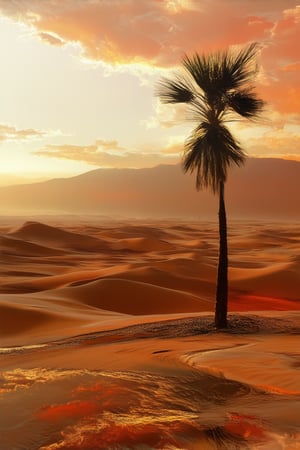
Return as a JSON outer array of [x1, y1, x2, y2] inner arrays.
[[0, 219, 299, 449]]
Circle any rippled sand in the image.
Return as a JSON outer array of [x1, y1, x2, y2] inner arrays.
[[0, 219, 299, 449]]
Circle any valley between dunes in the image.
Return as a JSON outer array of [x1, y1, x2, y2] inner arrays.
[[0, 218, 299, 449]]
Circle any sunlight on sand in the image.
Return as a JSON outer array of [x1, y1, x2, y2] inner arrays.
[[0, 365, 299, 449]]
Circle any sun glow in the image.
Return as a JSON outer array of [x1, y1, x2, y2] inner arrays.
[[0, 2, 298, 181]]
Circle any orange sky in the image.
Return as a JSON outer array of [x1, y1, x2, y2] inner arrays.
[[0, 0, 299, 184]]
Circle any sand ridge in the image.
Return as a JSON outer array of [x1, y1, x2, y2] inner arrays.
[[9, 221, 109, 252]]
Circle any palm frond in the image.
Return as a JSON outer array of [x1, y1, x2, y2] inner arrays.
[[226, 42, 259, 90], [156, 75, 194, 104], [183, 122, 246, 193], [183, 53, 219, 101], [183, 43, 260, 100], [187, 96, 211, 123], [227, 89, 264, 119]]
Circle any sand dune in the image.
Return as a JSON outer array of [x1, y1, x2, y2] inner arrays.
[[112, 236, 174, 252], [0, 264, 132, 293], [9, 221, 108, 252], [0, 217, 299, 348], [57, 278, 212, 315], [230, 260, 300, 299], [0, 289, 129, 345], [106, 224, 173, 239], [0, 296, 100, 342], [1, 219, 299, 326], [0, 302, 56, 336], [154, 256, 217, 281], [229, 261, 293, 280], [103, 265, 216, 299], [180, 238, 211, 249], [231, 235, 300, 250], [0, 218, 300, 449], [0, 235, 65, 257]]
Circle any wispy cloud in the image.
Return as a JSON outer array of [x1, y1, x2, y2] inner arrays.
[[34, 139, 179, 168], [0, 124, 49, 142], [247, 127, 300, 160], [144, 99, 188, 129]]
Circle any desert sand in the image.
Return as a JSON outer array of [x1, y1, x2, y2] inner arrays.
[[0, 218, 299, 449]]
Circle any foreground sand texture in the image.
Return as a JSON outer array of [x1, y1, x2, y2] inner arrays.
[[0, 219, 299, 449]]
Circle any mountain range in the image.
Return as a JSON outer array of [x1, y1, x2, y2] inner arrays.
[[0, 158, 299, 219]]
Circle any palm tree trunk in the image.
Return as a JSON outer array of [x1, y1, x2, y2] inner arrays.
[[215, 180, 228, 329]]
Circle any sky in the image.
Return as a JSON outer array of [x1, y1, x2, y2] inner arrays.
[[0, 0, 299, 185]]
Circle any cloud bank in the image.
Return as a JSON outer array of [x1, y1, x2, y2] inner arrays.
[[0, 0, 299, 115]]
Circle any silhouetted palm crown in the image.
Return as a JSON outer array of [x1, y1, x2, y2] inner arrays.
[[157, 43, 264, 193]]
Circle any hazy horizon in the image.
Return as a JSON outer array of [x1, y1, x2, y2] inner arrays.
[[0, 158, 298, 220], [0, 155, 298, 186]]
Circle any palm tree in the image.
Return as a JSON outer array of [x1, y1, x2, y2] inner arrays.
[[157, 43, 264, 329]]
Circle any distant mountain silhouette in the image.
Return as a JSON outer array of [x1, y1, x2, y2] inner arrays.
[[0, 158, 299, 219]]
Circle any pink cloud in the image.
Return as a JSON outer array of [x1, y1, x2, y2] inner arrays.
[[0, 0, 299, 114], [258, 6, 300, 113], [0, 0, 278, 65]]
